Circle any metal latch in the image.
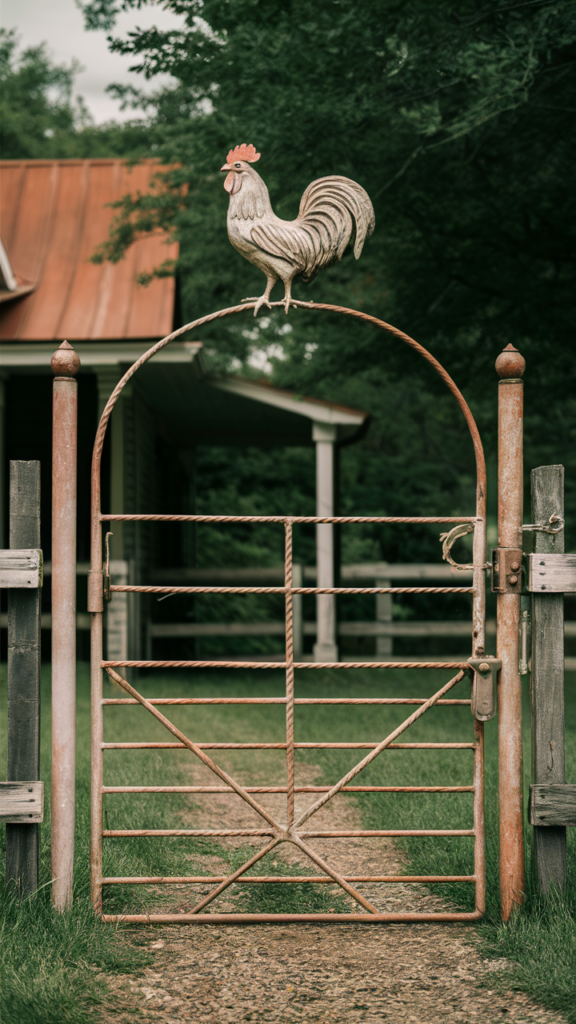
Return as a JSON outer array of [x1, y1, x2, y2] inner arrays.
[[468, 656, 501, 721], [519, 601, 531, 675], [491, 548, 523, 594], [103, 532, 113, 602]]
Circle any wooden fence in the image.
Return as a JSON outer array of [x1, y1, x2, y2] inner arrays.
[[2, 559, 576, 666]]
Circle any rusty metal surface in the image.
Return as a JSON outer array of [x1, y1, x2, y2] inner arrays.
[[102, 514, 478, 522], [102, 742, 476, 750], [491, 547, 523, 594], [101, 661, 470, 670], [90, 301, 488, 923], [109, 584, 473, 595], [101, 912, 483, 924], [0, 159, 177, 342], [90, 612, 104, 913], [102, 698, 471, 705], [50, 346, 79, 912], [102, 785, 474, 793], [496, 347, 526, 920], [101, 874, 476, 884]]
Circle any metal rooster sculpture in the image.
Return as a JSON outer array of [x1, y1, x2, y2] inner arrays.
[[221, 144, 375, 315]]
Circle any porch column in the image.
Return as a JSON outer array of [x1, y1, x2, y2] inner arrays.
[[95, 370, 128, 663], [313, 422, 338, 663]]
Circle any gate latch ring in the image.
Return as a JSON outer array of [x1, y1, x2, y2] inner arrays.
[[467, 656, 501, 722], [439, 523, 474, 570]]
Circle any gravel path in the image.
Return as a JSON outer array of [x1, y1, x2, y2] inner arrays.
[[100, 763, 564, 1023]]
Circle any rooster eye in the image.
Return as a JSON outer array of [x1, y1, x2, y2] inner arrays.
[[234, 162, 241, 168]]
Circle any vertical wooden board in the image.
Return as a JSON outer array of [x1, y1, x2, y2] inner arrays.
[[6, 461, 41, 896], [530, 465, 566, 892]]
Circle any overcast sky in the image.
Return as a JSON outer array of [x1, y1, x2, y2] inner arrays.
[[2, 0, 184, 123]]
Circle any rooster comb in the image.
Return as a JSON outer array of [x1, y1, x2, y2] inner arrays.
[[226, 143, 261, 164]]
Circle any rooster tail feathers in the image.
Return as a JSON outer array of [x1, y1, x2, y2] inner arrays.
[[298, 176, 375, 265]]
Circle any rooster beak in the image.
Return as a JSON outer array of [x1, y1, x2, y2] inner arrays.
[[221, 163, 232, 171]]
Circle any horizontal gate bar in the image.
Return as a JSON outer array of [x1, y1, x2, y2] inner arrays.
[[109, 585, 474, 595], [103, 828, 475, 838], [102, 741, 476, 750], [101, 514, 481, 524], [101, 660, 470, 670], [100, 874, 476, 885], [102, 697, 471, 706], [102, 785, 475, 794], [100, 912, 483, 923]]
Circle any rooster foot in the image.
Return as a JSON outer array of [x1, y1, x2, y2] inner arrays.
[[241, 296, 273, 317]]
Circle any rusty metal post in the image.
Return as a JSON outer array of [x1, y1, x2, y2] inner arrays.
[[51, 341, 80, 911], [495, 343, 526, 920]]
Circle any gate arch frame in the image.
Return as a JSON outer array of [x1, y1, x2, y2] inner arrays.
[[88, 299, 490, 923]]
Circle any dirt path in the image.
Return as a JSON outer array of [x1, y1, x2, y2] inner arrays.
[[101, 765, 564, 1023]]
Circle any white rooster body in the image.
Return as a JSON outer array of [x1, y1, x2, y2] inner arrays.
[[221, 144, 375, 314]]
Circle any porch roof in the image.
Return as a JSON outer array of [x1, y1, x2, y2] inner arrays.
[[0, 339, 369, 446], [0, 158, 177, 342]]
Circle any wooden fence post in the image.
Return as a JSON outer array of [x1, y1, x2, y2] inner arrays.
[[6, 461, 41, 896], [495, 344, 526, 919], [530, 464, 566, 891]]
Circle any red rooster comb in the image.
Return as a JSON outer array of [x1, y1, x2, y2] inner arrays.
[[226, 143, 261, 164]]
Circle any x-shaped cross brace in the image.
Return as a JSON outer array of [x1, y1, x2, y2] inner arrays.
[[104, 667, 465, 915]]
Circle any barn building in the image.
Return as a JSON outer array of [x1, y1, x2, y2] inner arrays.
[[0, 159, 369, 664]]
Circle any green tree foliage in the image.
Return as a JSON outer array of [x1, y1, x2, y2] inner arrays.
[[0, 28, 154, 159], [78, 1, 576, 374], [77, 0, 576, 539], [0, 28, 89, 157]]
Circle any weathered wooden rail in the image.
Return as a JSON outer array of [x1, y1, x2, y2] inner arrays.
[[527, 465, 576, 892]]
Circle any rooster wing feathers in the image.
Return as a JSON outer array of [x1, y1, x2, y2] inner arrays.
[[250, 175, 375, 282]]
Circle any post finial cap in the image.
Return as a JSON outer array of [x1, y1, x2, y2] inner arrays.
[[495, 343, 525, 379], [51, 340, 80, 377]]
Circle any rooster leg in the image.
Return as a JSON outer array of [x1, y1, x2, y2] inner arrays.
[[241, 273, 277, 317], [282, 277, 296, 315]]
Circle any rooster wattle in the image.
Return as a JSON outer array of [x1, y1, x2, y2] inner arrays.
[[221, 144, 375, 316]]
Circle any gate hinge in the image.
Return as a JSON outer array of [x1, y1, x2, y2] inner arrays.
[[467, 656, 502, 722], [87, 570, 104, 613], [491, 548, 523, 594]]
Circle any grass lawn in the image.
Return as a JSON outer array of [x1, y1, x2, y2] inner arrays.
[[1, 661, 575, 1023]]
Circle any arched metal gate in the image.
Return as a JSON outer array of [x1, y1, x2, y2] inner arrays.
[[88, 300, 492, 924]]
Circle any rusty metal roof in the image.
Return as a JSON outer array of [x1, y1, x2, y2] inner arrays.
[[0, 159, 178, 342]]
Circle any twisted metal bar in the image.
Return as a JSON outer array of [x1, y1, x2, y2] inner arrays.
[[102, 741, 476, 749], [285, 522, 295, 825], [102, 660, 470, 669], [101, 874, 476, 885], [102, 697, 471, 705], [101, 514, 480, 523], [109, 585, 473, 595], [102, 785, 474, 794], [103, 828, 475, 838]]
